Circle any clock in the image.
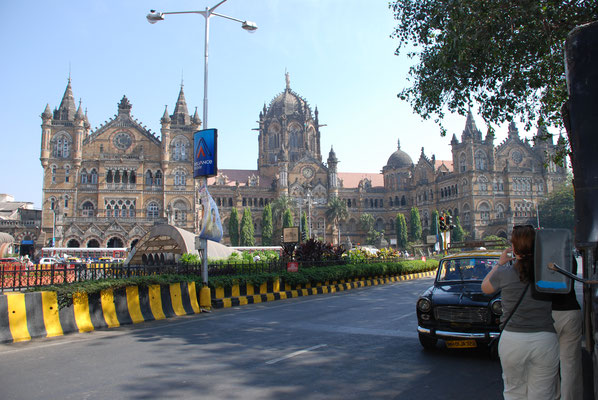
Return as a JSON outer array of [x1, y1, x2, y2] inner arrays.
[[511, 150, 523, 164], [302, 167, 314, 178], [113, 132, 132, 150]]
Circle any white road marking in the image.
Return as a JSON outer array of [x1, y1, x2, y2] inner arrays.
[[389, 311, 416, 321], [265, 344, 327, 365]]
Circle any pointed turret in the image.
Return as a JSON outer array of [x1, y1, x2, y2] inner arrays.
[[192, 107, 201, 125], [451, 133, 458, 145], [172, 85, 190, 125], [508, 121, 519, 138], [161, 105, 171, 124], [327, 146, 338, 164], [461, 109, 480, 140], [54, 78, 77, 121], [42, 104, 52, 121], [75, 100, 84, 121]]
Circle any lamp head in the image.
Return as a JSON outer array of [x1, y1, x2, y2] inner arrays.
[[242, 20, 258, 32], [147, 10, 165, 24]]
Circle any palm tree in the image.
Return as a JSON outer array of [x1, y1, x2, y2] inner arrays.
[[271, 195, 293, 230], [325, 196, 348, 245]]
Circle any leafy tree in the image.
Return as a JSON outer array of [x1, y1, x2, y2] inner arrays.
[[409, 207, 422, 243], [228, 207, 239, 246], [451, 216, 465, 243], [240, 207, 255, 246], [389, 0, 597, 162], [271, 195, 293, 228], [282, 208, 294, 229], [395, 213, 408, 250], [300, 211, 309, 240], [539, 181, 574, 232], [325, 196, 349, 245], [360, 213, 382, 245], [261, 204, 273, 245]]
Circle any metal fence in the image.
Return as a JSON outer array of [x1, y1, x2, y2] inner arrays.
[[0, 257, 417, 292]]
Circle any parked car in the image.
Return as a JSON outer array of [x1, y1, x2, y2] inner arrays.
[[416, 249, 503, 353], [38, 257, 60, 265]]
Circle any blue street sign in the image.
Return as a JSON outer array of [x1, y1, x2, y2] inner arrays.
[[194, 129, 218, 178]]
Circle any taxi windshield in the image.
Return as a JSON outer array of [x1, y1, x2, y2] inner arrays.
[[438, 257, 499, 282]]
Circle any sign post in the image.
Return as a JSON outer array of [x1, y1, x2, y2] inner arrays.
[[194, 129, 218, 285]]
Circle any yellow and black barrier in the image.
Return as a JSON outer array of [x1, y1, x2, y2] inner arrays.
[[211, 270, 437, 309], [0, 282, 202, 343]]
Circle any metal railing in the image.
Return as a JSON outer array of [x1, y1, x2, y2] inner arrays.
[[0, 257, 416, 292]]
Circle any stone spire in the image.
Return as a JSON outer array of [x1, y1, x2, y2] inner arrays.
[[285, 71, 290, 91], [192, 106, 201, 125], [75, 99, 84, 120], [161, 105, 171, 124], [508, 121, 519, 138], [172, 84, 190, 125], [461, 109, 478, 140], [54, 78, 76, 121], [117, 95, 132, 116], [42, 104, 52, 119], [397, 139, 401, 149]]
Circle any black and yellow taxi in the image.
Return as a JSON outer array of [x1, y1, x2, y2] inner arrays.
[[417, 249, 503, 351]]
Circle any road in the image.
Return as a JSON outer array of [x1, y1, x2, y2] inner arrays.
[[0, 277, 503, 399]]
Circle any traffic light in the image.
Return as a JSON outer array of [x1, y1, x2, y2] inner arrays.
[[447, 215, 454, 230], [439, 215, 446, 232]]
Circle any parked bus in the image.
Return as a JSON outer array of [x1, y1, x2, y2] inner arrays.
[[40, 247, 127, 262]]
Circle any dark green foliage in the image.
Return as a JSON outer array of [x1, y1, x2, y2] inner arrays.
[[452, 216, 465, 242], [430, 210, 439, 236], [389, 0, 598, 163], [409, 207, 422, 242], [538, 181, 574, 232], [228, 207, 240, 246], [282, 208, 294, 229], [240, 207, 255, 246], [261, 204, 273, 245], [360, 213, 382, 245], [395, 213, 408, 249], [300, 211, 309, 240]]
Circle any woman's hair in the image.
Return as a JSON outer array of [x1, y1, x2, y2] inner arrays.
[[511, 225, 535, 283]]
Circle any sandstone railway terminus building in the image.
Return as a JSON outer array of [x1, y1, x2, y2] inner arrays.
[[38, 75, 567, 252]]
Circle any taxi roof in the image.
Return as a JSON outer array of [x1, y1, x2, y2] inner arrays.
[[442, 249, 503, 260]]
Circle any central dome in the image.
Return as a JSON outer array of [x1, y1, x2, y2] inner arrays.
[[386, 139, 413, 168], [265, 72, 312, 119]]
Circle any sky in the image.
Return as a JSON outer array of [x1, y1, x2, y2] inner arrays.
[[0, 0, 547, 209]]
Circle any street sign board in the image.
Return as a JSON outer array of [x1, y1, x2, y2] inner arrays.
[[193, 129, 218, 178], [426, 235, 437, 244], [283, 227, 299, 243], [287, 262, 299, 273]]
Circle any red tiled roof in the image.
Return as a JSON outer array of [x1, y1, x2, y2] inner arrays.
[[338, 172, 384, 188], [434, 160, 453, 172]]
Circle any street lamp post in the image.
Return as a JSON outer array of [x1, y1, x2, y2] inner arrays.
[[523, 199, 540, 228], [147, 1, 257, 287], [147, 0, 257, 129]]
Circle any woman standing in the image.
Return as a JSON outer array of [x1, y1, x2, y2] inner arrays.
[[482, 225, 559, 399]]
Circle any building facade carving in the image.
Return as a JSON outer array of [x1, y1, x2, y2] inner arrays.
[[38, 76, 567, 251]]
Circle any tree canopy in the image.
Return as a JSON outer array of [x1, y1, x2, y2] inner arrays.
[[395, 213, 408, 250], [409, 207, 422, 242], [539, 180, 574, 231], [389, 0, 597, 147], [325, 196, 349, 244], [240, 207, 255, 246], [228, 207, 239, 246], [261, 204, 273, 245]]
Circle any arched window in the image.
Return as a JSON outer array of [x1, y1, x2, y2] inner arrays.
[[51, 133, 71, 158], [475, 150, 487, 170], [129, 171, 136, 184], [106, 170, 113, 184], [460, 153, 467, 172], [479, 202, 491, 223], [173, 200, 188, 224], [80, 169, 88, 184], [289, 125, 302, 149], [65, 165, 70, 182], [155, 171, 163, 185], [145, 170, 153, 186], [478, 176, 488, 193], [496, 204, 505, 219], [51, 165, 57, 184], [87, 239, 100, 248], [67, 239, 80, 248], [174, 170, 187, 187], [171, 136, 189, 161], [90, 169, 98, 184], [82, 201, 95, 217], [147, 201, 159, 218], [50, 197, 56, 210]]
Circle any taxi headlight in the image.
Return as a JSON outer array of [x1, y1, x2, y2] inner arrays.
[[417, 297, 432, 313], [491, 299, 502, 315]]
